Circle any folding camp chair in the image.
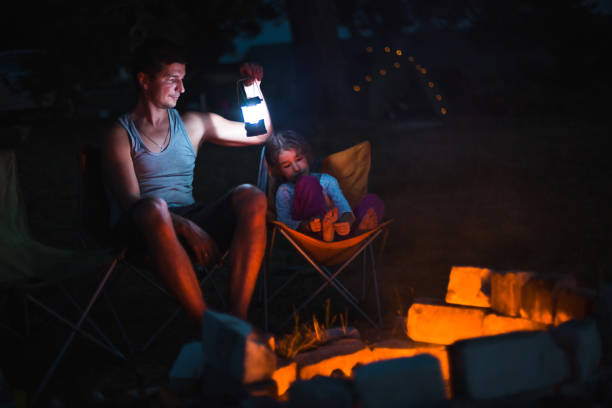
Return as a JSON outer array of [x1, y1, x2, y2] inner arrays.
[[76, 145, 227, 354], [0, 149, 123, 404], [257, 141, 392, 331]]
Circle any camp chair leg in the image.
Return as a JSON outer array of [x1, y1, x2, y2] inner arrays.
[[31, 257, 122, 406], [361, 251, 368, 302], [57, 284, 122, 356], [274, 227, 382, 330], [103, 290, 135, 355], [368, 246, 384, 327]]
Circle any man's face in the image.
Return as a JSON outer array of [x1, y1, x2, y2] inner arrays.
[[278, 148, 310, 183], [141, 62, 186, 108]]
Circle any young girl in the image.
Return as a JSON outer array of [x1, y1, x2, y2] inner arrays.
[[265, 130, 384, 242]]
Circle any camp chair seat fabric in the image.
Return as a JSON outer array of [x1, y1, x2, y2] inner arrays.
[[270, 220, 392, 266]]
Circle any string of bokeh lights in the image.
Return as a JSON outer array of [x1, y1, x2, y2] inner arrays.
[[352, 45, 447, 117]]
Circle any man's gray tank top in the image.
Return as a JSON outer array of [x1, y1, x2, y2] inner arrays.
[[117, 109, 196, 208]]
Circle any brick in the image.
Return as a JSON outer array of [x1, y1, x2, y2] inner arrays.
[[169, 341, 203, 393], [445, 266, 492, 308], [450, 331, 570, 399], [490, 270, 534, 317], [551, 319, 602, 382], [288, 376, 353, 408], [354, 354, 447, 408], [554, 287, 596, 326], [294, 338, 374, 380], [482, 313, 548, 336], [201, 310, 276, 385], [406, 299, 486, 345], [272, 358, 296, 397]]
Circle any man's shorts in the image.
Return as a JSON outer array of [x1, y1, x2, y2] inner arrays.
[[112, 191, 236, 254]]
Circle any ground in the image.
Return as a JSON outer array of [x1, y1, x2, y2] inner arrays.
[[2, 112, 611, 406]]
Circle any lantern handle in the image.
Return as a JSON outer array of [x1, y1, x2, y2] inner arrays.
[[236, 78, 262, 104]]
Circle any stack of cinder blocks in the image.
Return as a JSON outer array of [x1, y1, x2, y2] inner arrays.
[[406, 266, 605, 400]]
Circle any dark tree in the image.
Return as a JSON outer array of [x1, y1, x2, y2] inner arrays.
[[1, 0, 282, 111], [285, 0, 353, 119]]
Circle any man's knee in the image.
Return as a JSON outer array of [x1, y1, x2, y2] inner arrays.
[[232, 184, 267, 217], [131, 197, 170, 228]]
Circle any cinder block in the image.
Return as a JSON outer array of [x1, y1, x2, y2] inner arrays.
[[406, 299, 486, 345], [490, 270, 534, 317], [354, 354, 447, 408], [551, 319, 602, 382], [169, 341, 203, 393], [482, 313, 548, 336], [554, 287, 596, 326], [445, 266, 492, 308], [520, 275, 576, 324], [288, 376, 353, 408], [294, 338, 374, 380], [369, 339, 450, 383], [201, 310, 276, 385], [272, 358, 296, 397], [450, 331, 570, 399]]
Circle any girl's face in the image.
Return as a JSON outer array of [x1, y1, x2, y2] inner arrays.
[[277, 148, 310, 182]]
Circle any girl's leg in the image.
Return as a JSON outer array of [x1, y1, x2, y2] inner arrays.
[[353, 194, 385, 231]]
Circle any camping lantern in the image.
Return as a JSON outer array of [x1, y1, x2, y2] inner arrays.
[[238, 79, 267, 137]]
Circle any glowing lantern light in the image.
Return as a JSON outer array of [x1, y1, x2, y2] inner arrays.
[[239, 80, 267, 136], [366, 46, 373, 53], [428, 81, 435, 88], [441, 107, 447, 115], [393, 62, 401, 69], [379, 69, 387, 76], [420, 68, 427, 74], [365, 75, 373, 82], [435, 94, 442, 101], [353, 85, 361, 92], [384, 46, 391, 53], [408, 56, 415, 62], [395, 49, 402, 56]]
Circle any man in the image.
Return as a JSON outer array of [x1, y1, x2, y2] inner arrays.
[[103, 38, 272, 325]]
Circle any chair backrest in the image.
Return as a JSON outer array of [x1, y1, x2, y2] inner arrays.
[[257, 140, 372, 217], [77, 145, 113, 247]]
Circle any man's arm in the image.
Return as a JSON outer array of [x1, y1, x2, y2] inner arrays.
[[182, 95, 273, 150], [102, 123, 141, 211]]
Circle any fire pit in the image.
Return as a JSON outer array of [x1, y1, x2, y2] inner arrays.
[[168, 266, 610, 407]]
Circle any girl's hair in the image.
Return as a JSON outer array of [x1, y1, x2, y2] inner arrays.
[[264, 130, 313, 178]]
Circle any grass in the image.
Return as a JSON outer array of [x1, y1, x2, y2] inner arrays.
[[275, 299, 350, 359]]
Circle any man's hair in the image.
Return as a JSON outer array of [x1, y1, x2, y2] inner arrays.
[[131, 37, 187, 86], [264, 130, 313, 178]]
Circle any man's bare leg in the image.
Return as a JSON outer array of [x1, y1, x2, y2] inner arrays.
[[132, 197, 207, 323], [227, 184, 267, 319]]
